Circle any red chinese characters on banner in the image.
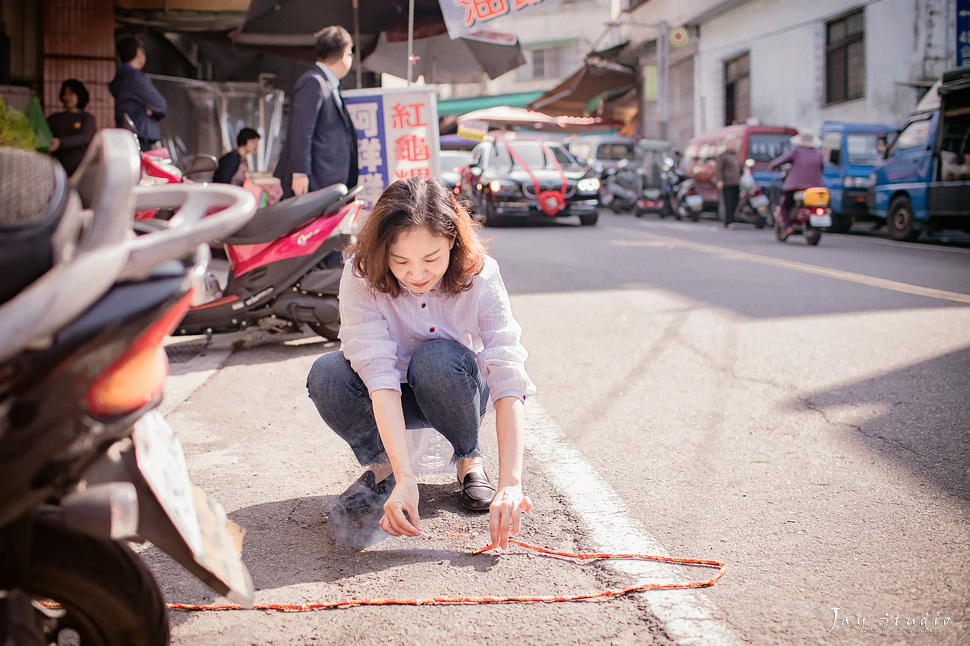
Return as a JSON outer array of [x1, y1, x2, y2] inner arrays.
[[391, 103, 428, 128], [389, 101, 431, 179], [457, 0, 542, 27], [394, 135, 430, 163]]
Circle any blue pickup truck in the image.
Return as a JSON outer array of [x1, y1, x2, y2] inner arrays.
[[870, 66, 970, 241], [820, 121, 895, 233]]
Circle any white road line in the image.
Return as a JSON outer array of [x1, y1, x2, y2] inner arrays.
[[524, 399, 741, 646]]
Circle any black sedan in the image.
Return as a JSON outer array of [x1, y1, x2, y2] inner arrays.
[[458, 138, 600, 226]]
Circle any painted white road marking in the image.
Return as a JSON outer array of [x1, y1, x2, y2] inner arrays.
[[524, 399, 741, 645]]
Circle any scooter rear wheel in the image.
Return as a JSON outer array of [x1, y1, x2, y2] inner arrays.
[[22, 522, 170, 646], [805, 225, 822, 246]]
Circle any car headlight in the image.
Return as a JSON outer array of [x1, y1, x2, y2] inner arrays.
[[844, 176, 874, 188], [488, 180, 520, 195], [577, 177, 600, 193]]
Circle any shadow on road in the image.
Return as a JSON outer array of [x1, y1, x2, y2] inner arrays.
[[804, 346, 970, 501], [143, 482, 510, 629]]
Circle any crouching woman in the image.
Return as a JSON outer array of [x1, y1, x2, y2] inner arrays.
[[306, 176, 535, 548]]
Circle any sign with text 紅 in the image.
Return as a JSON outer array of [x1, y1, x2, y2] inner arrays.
[[343, 86, 441, 221]]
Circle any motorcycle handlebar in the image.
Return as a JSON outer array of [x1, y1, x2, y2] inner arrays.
[[0, 129, 256, 364], [123, 183, 255, 281]]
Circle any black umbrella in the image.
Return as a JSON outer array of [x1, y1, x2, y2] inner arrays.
[[362, 26, 524, 84], [236, 0, 448, 86], [238, 0, 445, 46]]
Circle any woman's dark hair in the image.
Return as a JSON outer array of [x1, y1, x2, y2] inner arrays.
[[348, 176, 485, 297], [236, 127, 260, 147], [314, 25, 353, 63], [59, 79, 89, 110]]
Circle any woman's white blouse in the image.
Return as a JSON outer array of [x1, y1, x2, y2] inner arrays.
[[338, 254, 536, 403]]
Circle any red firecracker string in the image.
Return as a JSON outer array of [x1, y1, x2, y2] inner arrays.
[[162, 539, 726, 612]]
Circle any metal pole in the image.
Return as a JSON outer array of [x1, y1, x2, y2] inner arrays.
[[353, 0, 362, 88], [407, 0, 415, 85], [658, 21, 669, 142]]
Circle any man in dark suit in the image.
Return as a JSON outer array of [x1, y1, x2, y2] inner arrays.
[[108, 36, 167, 151], [275, 26, 359, 198]]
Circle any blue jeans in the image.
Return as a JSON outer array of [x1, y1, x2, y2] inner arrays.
[[306, 339, 489, 467]]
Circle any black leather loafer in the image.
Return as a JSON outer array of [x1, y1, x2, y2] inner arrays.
[[459, 471, 496, 511]]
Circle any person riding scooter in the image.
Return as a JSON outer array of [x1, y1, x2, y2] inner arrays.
[[770, 131, 824, 240]]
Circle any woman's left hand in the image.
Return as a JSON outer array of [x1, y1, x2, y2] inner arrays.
[[489, 484, 532, 549]]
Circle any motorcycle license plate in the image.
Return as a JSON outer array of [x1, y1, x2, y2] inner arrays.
[[134, 411, 205, 556], [750, 194, 769, 208], [134, 410, 254, 605], [685, 195, 703, 208], [643, 188, 662, 199], [810, 213, 832, 228]]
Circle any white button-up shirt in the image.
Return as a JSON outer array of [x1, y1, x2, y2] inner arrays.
[[338, 254, 536, 403]]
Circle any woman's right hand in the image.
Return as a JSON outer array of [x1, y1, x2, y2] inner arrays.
[[379, 474, 422, 537]]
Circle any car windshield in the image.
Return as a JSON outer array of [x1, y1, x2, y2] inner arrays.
[[597, 142, 636, 161], [747, 133, 792, 163], [845, 132, 890, 166], [496, 141, 581, 169]]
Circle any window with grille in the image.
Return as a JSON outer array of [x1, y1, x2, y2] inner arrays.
[[518, 43, 575, 81], [826, 9, 865, 104]]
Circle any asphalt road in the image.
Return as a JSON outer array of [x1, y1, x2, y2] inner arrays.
[[157, 211, 970, 645]]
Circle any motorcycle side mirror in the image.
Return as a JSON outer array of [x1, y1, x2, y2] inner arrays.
[[745, 158, 755, 168]]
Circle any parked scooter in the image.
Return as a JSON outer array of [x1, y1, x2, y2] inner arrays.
[[733, 159, 769, 228], [173, 184, 362, 342], [601, 159, 641, 213], [0, 130, 256, 645], [123, 114, 217, 221], [635, 159, 666, 218], [774, 186, 832, 245], [660, 160, 703, 221]]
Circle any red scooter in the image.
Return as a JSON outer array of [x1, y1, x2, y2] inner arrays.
[[0, 129, 255, 644], [172, 184, 362, 341]]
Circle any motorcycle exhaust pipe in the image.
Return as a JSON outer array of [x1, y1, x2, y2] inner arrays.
[[33, 483, 139, 540]]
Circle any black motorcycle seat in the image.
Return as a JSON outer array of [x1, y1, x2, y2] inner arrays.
[[224, 184, 348, 245], [0, 149, 70, 304]]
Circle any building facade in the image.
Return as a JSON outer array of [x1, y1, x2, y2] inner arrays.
[[611, 0, 957, 150]]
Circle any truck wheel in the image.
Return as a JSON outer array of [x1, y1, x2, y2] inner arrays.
[[887, 196, 919, 241], [579, 212, 599, 226]]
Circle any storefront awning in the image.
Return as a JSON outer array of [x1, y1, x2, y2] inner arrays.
[[528, 61, 637, 118], [437, 91, 546, 117]]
